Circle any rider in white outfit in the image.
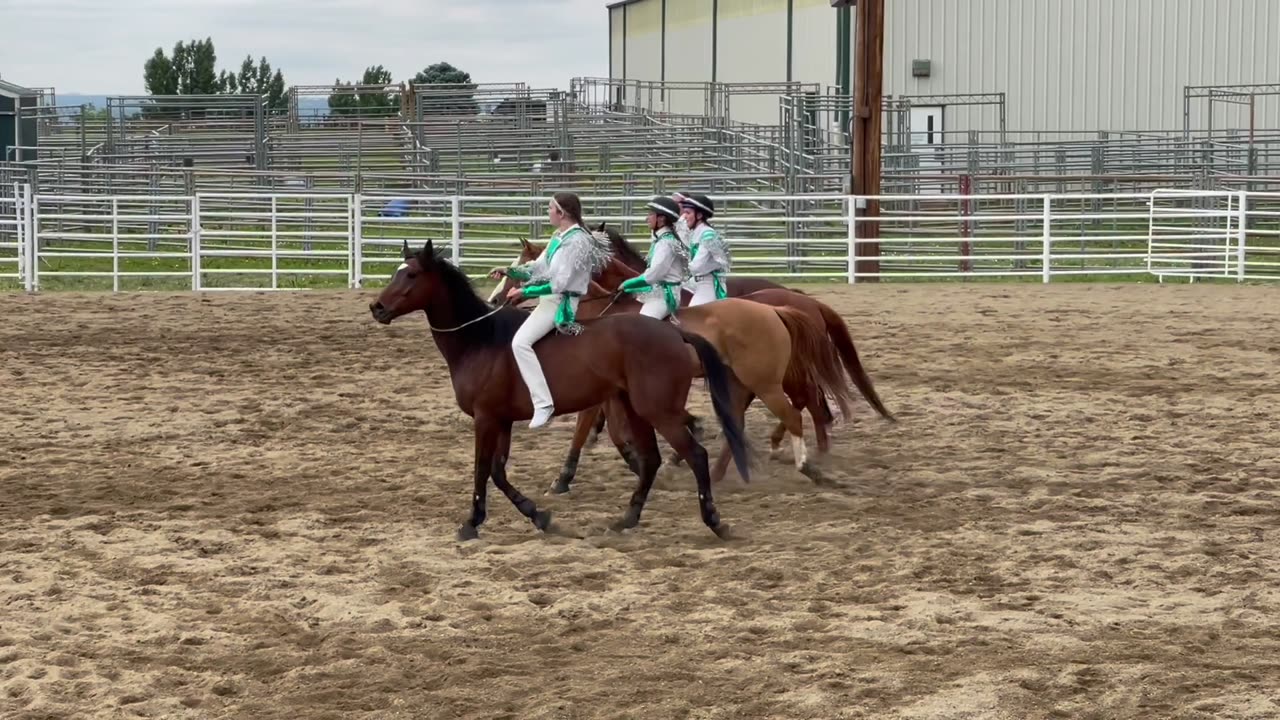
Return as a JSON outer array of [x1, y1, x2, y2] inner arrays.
[[619, 196, 690, 320], [679, 193, 730, 306], [489, 192, 612, 429]]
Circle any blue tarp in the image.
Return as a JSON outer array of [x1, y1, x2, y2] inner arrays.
[[379, 198, 412, 217]]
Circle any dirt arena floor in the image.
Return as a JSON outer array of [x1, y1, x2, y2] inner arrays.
[[3, 283, 1280, 719]]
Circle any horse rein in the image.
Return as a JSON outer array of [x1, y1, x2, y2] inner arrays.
[[430, 289, 620, 334], [427, 306, 505, 333]]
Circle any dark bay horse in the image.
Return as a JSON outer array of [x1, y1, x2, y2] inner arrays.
[[369, 240, 750, 540]]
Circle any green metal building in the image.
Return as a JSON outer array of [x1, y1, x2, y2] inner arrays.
[[0, 78, 39, 163]]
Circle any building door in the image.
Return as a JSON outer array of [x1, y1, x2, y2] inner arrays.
[[908, 105, 944, 193]]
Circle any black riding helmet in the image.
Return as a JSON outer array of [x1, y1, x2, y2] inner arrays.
[[678, 192, 715, 220], [646, 195, 682, 223]]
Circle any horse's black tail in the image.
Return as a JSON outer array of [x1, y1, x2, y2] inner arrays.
[[680, 331, 751, 483]]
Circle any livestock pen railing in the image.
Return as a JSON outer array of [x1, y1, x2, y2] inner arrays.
[[3, 188, 1278, 292]]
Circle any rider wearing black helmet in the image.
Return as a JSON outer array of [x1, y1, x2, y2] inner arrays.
[[679, 193, 730, 305], [620, 195, 690, 320]]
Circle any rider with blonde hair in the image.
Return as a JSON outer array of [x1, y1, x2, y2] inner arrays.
[[489, 192, 611, 428]]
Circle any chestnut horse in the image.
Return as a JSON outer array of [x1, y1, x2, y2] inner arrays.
[[369, 240, 750, 539]]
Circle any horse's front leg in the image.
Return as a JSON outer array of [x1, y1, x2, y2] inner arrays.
[[458, 416, 499, 541], [551, 406, 603, 495], [490, 421, 552, 532]]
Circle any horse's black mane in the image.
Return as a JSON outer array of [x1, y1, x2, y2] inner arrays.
[[600, 224, 648, 270], [420, 246, 528, 348]]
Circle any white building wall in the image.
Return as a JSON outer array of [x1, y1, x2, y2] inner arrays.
[[791, 0, 841, 91], [714, 0, 789, 126], [885, 0, 1280, 135], [664, 0, 715, 117], [609, 0, 1280, 134], [621, 0, 663, 112]]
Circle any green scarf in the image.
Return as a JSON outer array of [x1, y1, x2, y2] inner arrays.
[[689, 243, 727, 300]]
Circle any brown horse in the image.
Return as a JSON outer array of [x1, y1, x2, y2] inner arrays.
[[588, 227, 897, 435], [368, 240, 751, 539], [493, 240, 857, 489], [495, 234, 892, 491], [488, 232, 835, 444]]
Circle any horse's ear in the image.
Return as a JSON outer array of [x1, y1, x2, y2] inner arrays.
[[519, 237, 533, 251], [402, 239, 411, 259], [596, 221, 606, 232], [421, 239, 434, 261]]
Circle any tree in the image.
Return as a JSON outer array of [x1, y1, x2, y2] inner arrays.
[[144, 48, 178, 95], [225, 55, 287, 112], [143, 39, 288, 114], [412, 62, 477, 117], [327, 65, 398, 117], [172, 38, 219, 96]]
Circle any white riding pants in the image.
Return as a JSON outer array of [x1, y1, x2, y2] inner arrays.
[[690, 277, 720, 306], [511, 294, 575, 411], [639, 296, 671, 320]]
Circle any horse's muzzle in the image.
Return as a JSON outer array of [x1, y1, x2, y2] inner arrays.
[[369, 301, 393, 325]]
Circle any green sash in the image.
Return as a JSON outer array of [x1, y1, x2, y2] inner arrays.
[[690, 227, 728, 300]]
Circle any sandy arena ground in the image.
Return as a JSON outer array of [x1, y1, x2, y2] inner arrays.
[[2, 283, 1280, 719]]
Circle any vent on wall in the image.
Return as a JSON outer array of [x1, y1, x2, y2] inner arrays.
[[912, 59, 932, 78]]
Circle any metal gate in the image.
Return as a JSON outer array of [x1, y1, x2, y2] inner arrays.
[[1147, 189, 1245, 281]]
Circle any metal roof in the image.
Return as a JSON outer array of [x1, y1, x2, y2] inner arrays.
[[0, 77, 37, 98]]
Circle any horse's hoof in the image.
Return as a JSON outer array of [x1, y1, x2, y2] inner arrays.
[[550, 477, 573, 495], [611, 508, 642, 532], [710, 522, 733, 540], [532, 510, 553, 532], [799, 462, 829, 485], [456, 524, 480, 541]]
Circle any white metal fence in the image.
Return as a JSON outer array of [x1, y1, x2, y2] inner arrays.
[[3, 186, 1278, 292]]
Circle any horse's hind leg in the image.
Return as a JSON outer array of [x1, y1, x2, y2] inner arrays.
[[611, 397, 663, 532], [655, 412, 728, 538], [759, 386, 824, 483], [668, 412, 704, 467], [552, 407, 602, 495], [806, 384, 832, 455], [769, 421, 787, 459], [586, 409, 607, 448], [604, 396, 641, 476], [490, 421, 553, 532]]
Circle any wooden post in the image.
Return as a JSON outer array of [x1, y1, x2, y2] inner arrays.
[[850, 0, 884, 280]]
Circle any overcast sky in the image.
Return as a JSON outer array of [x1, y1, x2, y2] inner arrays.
[[0, 0, 610, 94]]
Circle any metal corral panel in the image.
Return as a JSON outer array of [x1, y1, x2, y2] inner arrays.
[[886, 0, 1280, 134]]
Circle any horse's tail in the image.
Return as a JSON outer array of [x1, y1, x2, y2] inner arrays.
[[680, 331, 751, 483], [816, 302, 895, 422], [774, 306, 857, 421]]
